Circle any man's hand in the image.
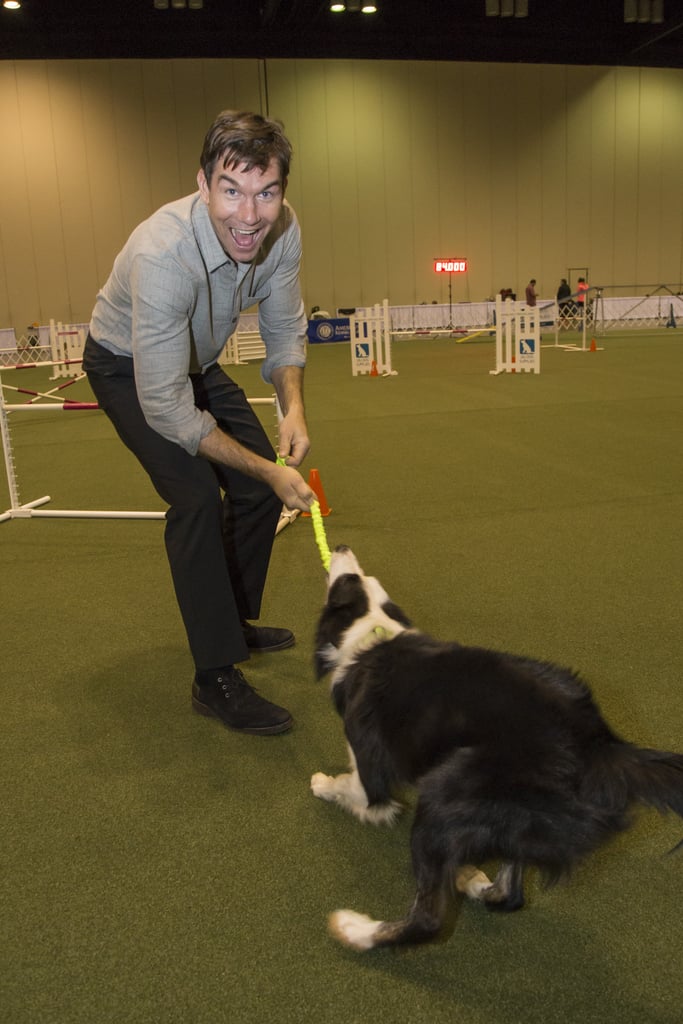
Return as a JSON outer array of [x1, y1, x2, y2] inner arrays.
[[271, 365, 310, 468], [267, 462, 315, 511], [198, 426, 314, 512], [277, 408, 310, 468]]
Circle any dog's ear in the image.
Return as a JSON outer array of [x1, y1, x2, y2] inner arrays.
[[382, 600, 412, 629]]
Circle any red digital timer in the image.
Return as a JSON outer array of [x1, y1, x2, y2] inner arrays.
[[434, 259, 467, 273]]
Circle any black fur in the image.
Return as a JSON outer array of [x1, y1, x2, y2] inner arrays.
[[312, 548, 683, 951]]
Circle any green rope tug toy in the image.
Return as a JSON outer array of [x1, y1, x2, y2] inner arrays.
[[309, 499, 332, 572], [277, 457, 331, 572]]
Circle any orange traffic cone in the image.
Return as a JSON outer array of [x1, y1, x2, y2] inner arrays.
[[589, 338, 597, 352], [370, 359, 379, 376], [302, 468, 332, 517]]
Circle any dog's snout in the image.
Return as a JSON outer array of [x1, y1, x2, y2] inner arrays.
[[327, 545, 363, 585]]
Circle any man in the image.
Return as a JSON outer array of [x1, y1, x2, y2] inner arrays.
[[525, 279, 538, 306], [83, 111, 315, 736], [556, 277, 572, 327]]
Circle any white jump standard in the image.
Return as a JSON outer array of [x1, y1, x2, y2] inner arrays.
[[350, 300, 394, 376], [491, 296, 541, 375]]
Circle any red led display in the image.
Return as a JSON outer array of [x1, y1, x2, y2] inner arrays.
[[434, 259, 467, 273]]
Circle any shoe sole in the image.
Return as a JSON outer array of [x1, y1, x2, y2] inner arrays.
[[191, 696, 293, 735]]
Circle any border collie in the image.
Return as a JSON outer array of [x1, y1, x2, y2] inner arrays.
[[311, 546, 683, 951]]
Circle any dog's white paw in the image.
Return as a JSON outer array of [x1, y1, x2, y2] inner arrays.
[[310, 772, 337, 801], [455, 865, 493, 900], [328, 910, 381, 951]]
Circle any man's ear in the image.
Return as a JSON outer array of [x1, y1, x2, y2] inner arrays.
[[197, 168, 209, 201]]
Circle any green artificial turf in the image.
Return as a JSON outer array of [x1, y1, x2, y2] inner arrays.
[[1, 331, 682, 1023]]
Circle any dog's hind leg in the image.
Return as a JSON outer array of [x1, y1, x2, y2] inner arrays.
[[328, 800, 451, 950], [311, 746, 401, 826], [481, 861, 525, 912], [329, 861, 447, 951], [455, 864, 494, 899]]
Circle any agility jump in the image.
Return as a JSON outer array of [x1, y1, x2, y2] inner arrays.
[[0, 356, 288, 528]]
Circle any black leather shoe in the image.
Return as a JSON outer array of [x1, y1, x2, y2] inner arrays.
[[241, 621, 295, 653], [192, 667, 293, 735]]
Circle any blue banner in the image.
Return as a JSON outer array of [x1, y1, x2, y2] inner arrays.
[[307, 318, 350, 344]]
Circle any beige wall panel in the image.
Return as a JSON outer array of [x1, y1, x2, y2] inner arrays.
[[487, 64, 522, 295], [612, 68, 641, 287], [0, 63, 35, 330], [564, 66, 595, 278], [140, 61, 184, 211], [347, 61, 390, 309], [539, 65, 569, 295], [200, 59, 264, 120], [657, 72, 683, 287], [169, 60, 211, 193], [108, 61, 154, 245], [77, 62, 128, 301], [45, 62, 100, 324], [320, 62, 363, 310], [268, 61, 335, 314], [588, 70, 617, 288], [460, 64, 494, 302], [514, 64, 545, 297], [407, 62, 452, 305], [378, 63, 420, 307], [635, 70, 665, 286], [14, 63, 71, 324]]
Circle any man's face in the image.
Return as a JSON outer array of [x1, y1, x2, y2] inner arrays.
[[197, 157, 285, 263]]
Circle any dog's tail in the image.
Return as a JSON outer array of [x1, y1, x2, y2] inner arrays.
[[585, 742, 683, 850]]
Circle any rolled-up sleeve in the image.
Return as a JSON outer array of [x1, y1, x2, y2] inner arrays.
[[129, 254, 216, 454]]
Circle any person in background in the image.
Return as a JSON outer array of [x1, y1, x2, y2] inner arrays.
[[83, 111, 315, 737], [525, 279, 538, 306], [576, 276, 590, 328], [557, 277, 572, 327]]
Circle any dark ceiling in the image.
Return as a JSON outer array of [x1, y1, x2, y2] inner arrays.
[[1, 0, 683, 68]]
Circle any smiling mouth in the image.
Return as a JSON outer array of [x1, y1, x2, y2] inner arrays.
[[230, 227, 260, 247]]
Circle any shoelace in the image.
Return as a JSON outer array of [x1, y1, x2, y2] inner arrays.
[[216, 670, 261, 701]]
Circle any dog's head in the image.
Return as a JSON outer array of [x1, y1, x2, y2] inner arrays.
[[314, 546, 412, 681]]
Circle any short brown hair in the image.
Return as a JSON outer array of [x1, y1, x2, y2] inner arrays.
[[200, 111, 292, 185]]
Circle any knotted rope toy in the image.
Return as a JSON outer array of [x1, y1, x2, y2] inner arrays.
[[277, 457, 331, 571]]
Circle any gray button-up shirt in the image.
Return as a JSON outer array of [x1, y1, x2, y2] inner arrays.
[[89, 192, 307, 455]]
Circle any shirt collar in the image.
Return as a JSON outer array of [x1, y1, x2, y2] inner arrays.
[[190, 194, 232, 274]]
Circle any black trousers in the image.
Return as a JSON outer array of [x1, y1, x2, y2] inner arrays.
[[83, 336, 282, 671]]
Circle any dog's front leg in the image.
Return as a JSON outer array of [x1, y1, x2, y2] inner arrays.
[[311, 747, 401, 826]]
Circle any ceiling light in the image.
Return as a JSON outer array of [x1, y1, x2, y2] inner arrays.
[[361, 4, 377, 11], [3, 1, 22, 8], [330, 3, 346, 10]]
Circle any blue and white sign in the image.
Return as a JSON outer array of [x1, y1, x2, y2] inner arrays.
[[307, 318, 351, 344]]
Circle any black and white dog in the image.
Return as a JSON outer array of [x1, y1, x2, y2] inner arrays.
[[311, 546, 683, 952]]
